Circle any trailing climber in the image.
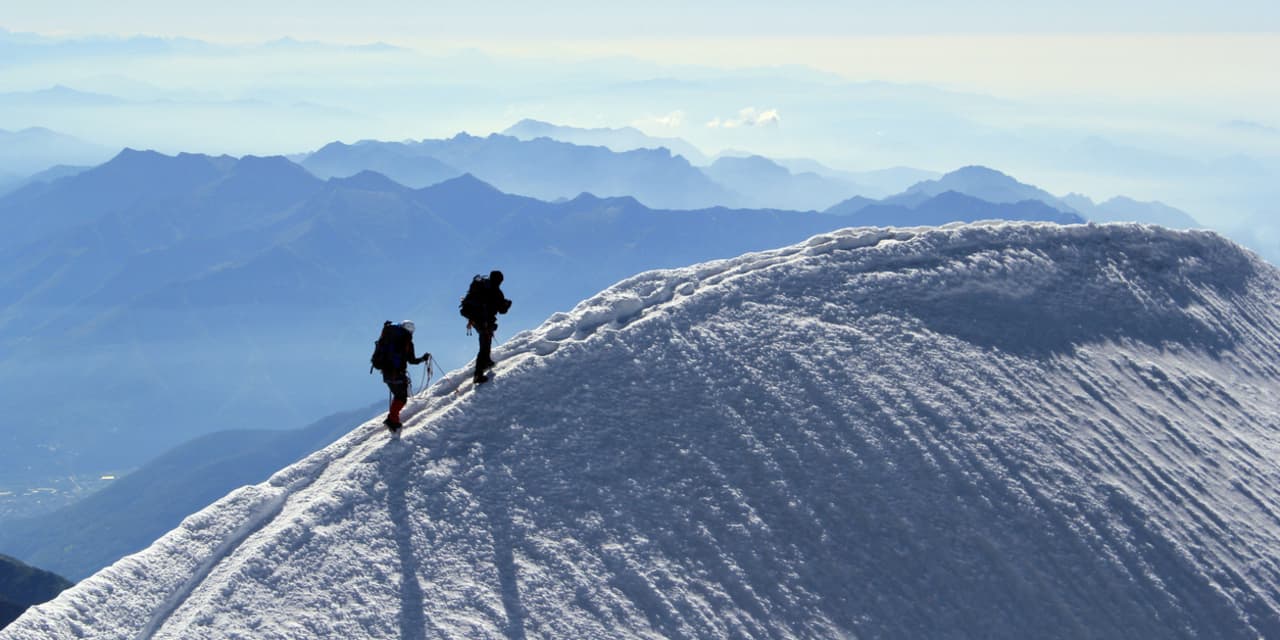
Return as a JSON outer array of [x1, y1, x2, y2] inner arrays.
[[370, 320, 430, 431]]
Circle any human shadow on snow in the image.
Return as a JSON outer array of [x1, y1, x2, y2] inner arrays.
[[381, 440, 430, 640]]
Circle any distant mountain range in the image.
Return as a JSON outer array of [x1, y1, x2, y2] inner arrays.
[[883, 165, 1076, 211], [0, 554, 70, 629], [0, 126, 114, 178], [0, 29, 404, 63], [772, 160, 938, 198], [833, 190, 1083, 226], [827, 165, 1197, 228], [702, 154, 869, 211], [302, 126, 883, 211], [502, 118, 710, 165], [299, 128, 1199, 223], [302, 132, 740, 210], [499, 120, 938, 200], [1062, 194, 1200, 228]]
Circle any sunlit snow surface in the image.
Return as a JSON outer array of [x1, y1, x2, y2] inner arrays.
[[8, 222, 1280, 639]]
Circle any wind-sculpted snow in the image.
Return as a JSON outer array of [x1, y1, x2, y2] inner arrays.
[[9, 222, 1280, 639]]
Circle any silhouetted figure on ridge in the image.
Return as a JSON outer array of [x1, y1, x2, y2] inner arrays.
[[459, 270, 512, 385]]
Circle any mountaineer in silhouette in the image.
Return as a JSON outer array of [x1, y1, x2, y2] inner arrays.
[[369, 320, 430, 431], [459, 270, 512, 385]]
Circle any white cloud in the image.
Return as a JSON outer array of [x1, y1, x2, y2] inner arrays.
[[634, 110, 685, 129], [706, 107, 780, 129]]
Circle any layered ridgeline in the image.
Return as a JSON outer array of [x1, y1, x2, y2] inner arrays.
[[9, 223, 1280, 638]]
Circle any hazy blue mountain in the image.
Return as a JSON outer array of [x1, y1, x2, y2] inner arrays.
[[0, 148, 235, 250], [502, 118, 710, 164], [1063, 193, 1201, 228], [775, 160, 937, 198], [824, 195, 879, 216], [0, 127, 114, 177], [0, 405, 375, 582], [258, 37, 406, 54], [303, 133, 740, 209], [0, 29, 218, 62], [130, 172, 837, 329], [14, 165, 90, 187], [888, 165, 1077, 214], [1223, 120, 1280, 136], [303, 131, 943, 212], [0, 554, 70, 629], [300, 140, 462, 187], [0, 150, 324, 333], [840, 190, 1084, 226], [1065, 137, 1200, 176], [0, 29, 397, 62], [702, 154, 864, 211], [0, 86, 125, 109], [848, 166, 943, 197]]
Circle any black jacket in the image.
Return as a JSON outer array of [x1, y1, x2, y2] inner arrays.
[[476, 280, 512, 323]]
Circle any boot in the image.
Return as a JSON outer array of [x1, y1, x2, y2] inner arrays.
[[388, 397, 406, 429]]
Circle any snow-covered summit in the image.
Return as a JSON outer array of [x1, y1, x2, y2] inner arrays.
[[9, 222, 1280, 638]]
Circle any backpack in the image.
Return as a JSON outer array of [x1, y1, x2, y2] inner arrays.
[[459, 275, 489, 323], [369, 321, 411, 373]]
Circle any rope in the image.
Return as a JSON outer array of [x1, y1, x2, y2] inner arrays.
[[415, 355, 434, 395]]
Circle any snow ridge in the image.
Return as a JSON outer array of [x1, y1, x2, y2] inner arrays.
[[9, 222, 1280, 639]]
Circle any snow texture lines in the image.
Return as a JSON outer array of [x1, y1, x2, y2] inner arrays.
[[12, 222, 1280, 639]]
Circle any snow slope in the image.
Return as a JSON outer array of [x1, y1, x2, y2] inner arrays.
[[9, 222, 1280, 639]]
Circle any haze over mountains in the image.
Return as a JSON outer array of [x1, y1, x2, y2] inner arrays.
[[0, 127, 111, 193], [302, 133, 739, 210], [297, 129, 1193, 221], [9, 224, 1280, 638], [503, 118, 711, 166], [3, 23, 1273, 255]]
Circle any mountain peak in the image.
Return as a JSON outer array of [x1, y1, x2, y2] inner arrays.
[[231, 154, 305, 173], [417, 172, 501, 199], [112, 147, 164, 162], [82, 148, 233, 183], [14, 224, 1280, 638], [327, 170, 408, 192], [943, 164, 1013, 181], [208, 155, 323, 203], [505, 118, 554, 133], [708, 153, 790, 175], [893, 165, 1073, 213]]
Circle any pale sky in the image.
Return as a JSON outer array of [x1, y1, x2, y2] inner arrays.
[[5, 1, 1277, 111], [4, 1, 1279, 42]]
